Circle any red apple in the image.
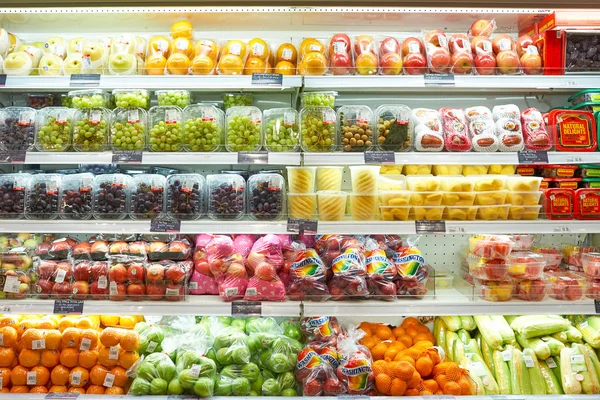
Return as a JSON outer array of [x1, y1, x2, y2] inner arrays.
[[521, 52, 542, 75], [54, 262, 72, 282], [451, 51, 473, 74], [36, 241, 51, 257], [167, 241, 189, 254], [354, 34, 376, 55], [52, 281, 71, 300], [379, 37, 400, 55], [194, 259, 210, 276], [146, 283, 166, 301], [165, 283, 184, 301], [91, 261, 108, 280], [424, 30, 447, 47], [474, 52, 497, 75], [403, 52, 427, 74], [517, 35, 535, 57], [356, 52, 378, 75], [429, 47, 451, 73], [37, 260, 57, 280], [128, 241, 148, 256], [73, 261, 91, 281], [492, 34, 515, 55], [90, 281, 109, 300], [165, 263, 186, 284], [90, 240, 109, 257], [72, 281, 89, 300], [329, 52, 352, 75], [329, 33, 351, 55], [72, 242, 91, 256], [146, 264, 165, 282], [449, 34, 471, 54], [109, 241, 129, 254], [126, 263, 146, 283], [110, 283, 127, 301], [193, 249, 206, 262], [127, 283, 146, 301], [402, 37, 425, 56], [34, 279, 53, 299], [496, 50, 521, 74], [108, 263, 127, 284], [471, 36, 493, 54], [149, 241, 167, 253], [380, 52, 402, 75], [470, 19, 495, 37]]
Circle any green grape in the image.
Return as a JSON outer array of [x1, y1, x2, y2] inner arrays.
[[264, 117, 298, 152], [113, 90, 150, 109], [301, 108, 335, 152], [226, 115, 261, 152], [223, 93, 253, 110], [70, 94, 107, 109], [302, 92, 336, 108], [184, 118, 222, 152], [149, 121, 183, 151], [60, 94, 72, 108], [37, 116, 71, 151], [73, 114, 108, 151], [111, 121, 145, 150], [157, 90, 190, 108]]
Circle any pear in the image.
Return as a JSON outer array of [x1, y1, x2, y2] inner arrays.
[[3, 51, 33, 76], [39, 54, 64, 76]]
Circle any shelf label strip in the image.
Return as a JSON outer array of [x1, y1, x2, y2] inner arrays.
[[151, 219, 181, 233], [0, 151, 26, 164], [53, 300, 84, 315], [415, 220, 446, 234], [364, 151, 395, 164], [251, 73, 283, 86], [424, 73, 455, 86], [518, 150, 548, 164], [70, 74, 101, 87], [231, 301, 262, 316], [287, 218, 318, 235], [112, 150, 143, 163], [238, 151, 268, 164]]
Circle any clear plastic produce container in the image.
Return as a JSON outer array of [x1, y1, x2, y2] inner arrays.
[[337, 105, 374, 152], [130, 174, 166, 220], [507, 191, 543, 206], [110, 107, 147, 151], [25, 173, 61, 220], [93, 174, 131, 220], [207, 173, 246, 220], [25, 93, 55, 109], [300, 106, 337, 152], [287, 193, 316, 219], [316, 166, 344, 191], [467, 253, 510, 281], [546, 271, 586, 301], [225, 106, 262, 152], [183, 104, 224, 152], [474, 190, 508, 206], [379, 191, 411, 207], [0, 173, 31, 219], [348, 193, 379, 220], [380, 206, 411, 221], [112, 89, 150, 109], [505, 176, 543, 192], [148, 106, 184, 152], [412, 206, 444, 220], [68, 89, 110, 109], [35, 107, 73, 152], [287, 166, 317, 194], [164, 174, 205, 220], [433, 165, 463, 176], [375, 104, 411, 152], [350, 165, 380, 194], [302, 91, 337, 108], [72, 107, 110, 151], [440, 176, 474, 192], [317, 190, 347, 221], [474, 278, 515, 302], [508, 251, 545, 280], [60, 173, 94, 220], [406, 175, 441, 192], [582, 252, 600, 278], [404, 165, 433, 175], [471, 175, 507, 191], [410, 192, 443, 207], [378, 175, 405, 191], [515, 279, 548, 302], [223, 93, 253, 110], [156, 90, 191, 107], [263, 108, 300, 152], [508, 205, 542, 220], [441, 192, 476, 206], [443, 206, 478, 220], [247, 173, 284, 220], [0, 107, 36, 151], [476, 205, 511, 220], [80, 164, 120, 174]]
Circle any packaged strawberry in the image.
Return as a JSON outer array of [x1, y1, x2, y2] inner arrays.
[[465, 106, 499, 152], [440, 107, 471, 151], [493, 104, 525, 151], [336, 327, 374, 395], [412, 108, 444, 152], [521, 108, 552, 150], [365, 238, 397, 301], [288, 244, 330, 301]]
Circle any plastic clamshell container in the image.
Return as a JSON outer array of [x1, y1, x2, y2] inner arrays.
[[547, 178, 581, 189], [406, 175, 441, 192], [68, 89, 110, 109], [579, 164, 600, 178], [315, 166, 344, 191], [287, 166, 317, 194], [505, 176, 543, 192], [474, 190, 508, 206], [547, 109, 597, 152], [380, 165, 404, 175], [541, 164, 578, 178], [575, 188, 600, 220], [443, 206, 477, 220], [165, 173, 205, 220], [509, 205, 542, 220], [507, 191, 542, 206], [582, 252, 600, 278], [247, 173, 285, 221], [377, 175, 406, 191], [316, 190, 348, 221], [403, 165, 432, 175], [586, 279, 600, 300], [568, 89, 600, 106], [93, 174, 131, 220], [380, 206, 411, 221], [0, 107, 36, 151], [348, 193, 379, 220], [476, 205, 510, 220], [0, 173, 31, 219], [25, 173, 62, 220], [379, 190, 412, 207], [467, 253, 510, 281], [35, 107, 74, 152], [433, 268, 455, 289], [412, 206, 444, 220], [301, 91, 337, 108], [582, 178, 600, 188], [287, 193, 317, 219], [350, 165, 380, 194], [25, 93, 55, 109], [410, 192, 443, 207], [474, 278, 515, 302], [432, 165, 464, 176], [72, 107, 110, 152], [488, 165, 517, 175], [545, 271, 586, 301], [515, 279, 548, 302], [225, 106, 262, 152], [300, 106, 337, 152], [469, 235, 513, 258], [183, 104, 224, 152], [109, 107, 147, 151], [337, 105, 374, 152], [462, 165, 489, 176], [534, 248, 562, 271], [471, 175, 507, 191], [440, 176, 474, 192], [374, 104, 412, 152], [129, 174, 166, 220], [543, 188, 575, 220], [112, 89, 151, 109], [508, 234, 535, 251], [148, 106, 184, 152], [441, 192, 476, 206], [207, 173, 246, 220], [223, 93, 254, 110], [508, 251, 545, 280], [516, 165, 538, 176], [263, 108, 300, 152], [156, 90, 191, 107], [60, 173, 94, 220]]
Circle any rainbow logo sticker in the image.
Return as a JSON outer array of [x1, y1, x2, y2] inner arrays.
[[340, 359, 372, 391], [292, 249, 325, 277], [366, 249, 394, 279], [297, 348, 323, 370], [308, 316, 333, 338], [394, 246, 424, 277], [332, 248, 363, 274]]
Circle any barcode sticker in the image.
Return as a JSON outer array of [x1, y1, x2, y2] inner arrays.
[[408, 42, 420, 53], [32, 339, 46, 350], [109, 346, 119, 360], [284, 112, 296, 126], [165, 288, 180, 297], [252, 42, 265, 57], [333, 41, 346, 54], [71, 371, 81, 385], [190, 364, 201, 378], [27, 371, 37, 385], [165, 109, 178, 124], [147, 341, 157, 353], [571, 354, 585, 363], [527, 45, 539, 55], [128, 109, 140, 124], [103, 373, 115, 388], [502, 350, 512, 361], [109, 282, 118, 295], [580, 321, 589, 329], [482, 41, 492, 52], [281, 48, 293, 61], [438, 35, 447, 47], [499, 40, 511, 51], [19, 111, 35, 127], [83, 56, 92, 69], [3, 275, 19, 293], [229, 43, 242, 56], [80, 338, 91, 351], [55, 269, 66, 283], [98, 276, 107, 289], [90, 109, 101, 124], [189, 281, 198, 290], [225, 287, 238, 297], [546, 357, 557, 368], [524, 355, 534, 368], [245, 287, 257, 297]]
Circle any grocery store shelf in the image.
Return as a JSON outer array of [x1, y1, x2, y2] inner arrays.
[[0, 75, 303, 92], [0, 396, 598, 400]]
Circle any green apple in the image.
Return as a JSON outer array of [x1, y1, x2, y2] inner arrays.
[[44, 36, 66, 58], [108, 53, 136, 75], [3, 51, 33, 76], [39, 54, 63, 76], [63, 54, 83, 76], [67, 37, 85, 55]]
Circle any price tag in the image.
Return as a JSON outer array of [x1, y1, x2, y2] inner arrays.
[[571, 354, 585, 363], [447, 225, 466, 234], [553, 226, 570, 233], [424, 73, 455, 86], [109, 282, 118, 296], [55, 269, 66, 283], [45, 393, 80, 399], [32, 339, 46, 350], [189, 364, 201, 378], [0, 376, 2, 389], [0, 74, 6, 87], [147, 341, 158, 353], [251, 73, 283, 86], [89, 109, 101, 124], [364, 151, 395, 164], [524, 355, 535, 368], [518, 150, 548, 164], [109, 346, 119, 360], [0, 305, 11, 313], [287, 218, 318, 235], [501, 349, 512, 361], [566, 156, 584, 163], [470, 361, 489, 376], [103, 372, 115, 388], [3, 275, 20, 293], [70, 370, 81, 386], [53, 300, 84, 315], [27, 371, 37, 385], [546, 357, 557, 368], [80, 338, 91, 351], [70, 74, 100, 87], [112, 150, 143, 163], [0, 151, 26, 164], [231, 301, 262, 316], [415, 220, 446, 234], [238, 151, 268, 164], [151, 219, 181, 233], [19, 111, 35, 126], [98, 276, 108, 289], [284, 112, 296, 126]]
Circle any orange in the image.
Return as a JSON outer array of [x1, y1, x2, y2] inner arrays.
[[301, 52, 327, 75], [171, 20, 194, 40], [0, 347, 15, 368], [170, 37, 194, 58], [44, 330, 62, 350], [222, 40, 247, 58], [165, 53, 190, 75], [105, 386, 125, 395], [21, 329, 43, 350], [434, 373, 449, 389], [432, 362, 451, 376], [416, 324, 431, 334], [87, 385, 105, 394], [375, 373, 392, 394], [29, 385, 48, 393], [98, 347, 119, 368], [360, 335, 377, 350], [398, 335, 413, 348], [41, 350, 60, 368], [443, 381, 461, 396], [59, 348, 79, 368], [276, 43, 298, 64], [395, 355, 416, 367], [145, 54, 167, 75], [413, 333, 434, 344], [119, 331, 139, 352], [274, 60, 295, 75], [392, 326, 406, 338], [19, 349, 40, 368], [58, 318, 75, 333], [422, 379, 440, 393], [51, 365, 70, 386], [370, 343, 388, 361], [194, 39, 219, 61], [90, 365, 110, 386], [248, 38, 270, 61], [390, 378, 407, 396], [81, 329, 99, 350], [69, 366, 89, 388], [100, 328, 122, 347], [0, 388, 7, 393], [119, 351, 139, 369], [78, 350, 98, 369], [405, 327, 418, 338], [75, 317, 94, 330], [299, 38, 325, 57], [372, 359, 387, 376], [243, 57, 267, 75], [30, 365, 50, 386], [457, 375, 472, 395], [0, 326, 18, 347], [11, 365, 29, 386], [358, 322, 373, 336], [416, 356, 434, 378], [62, 328, 82, 348], [190, 55, 215, 75], [446, 363, 462, 382], [217, 54, 244, 75], [147, 36, 171, 57], [37, 319, 57, 330], [10, 385, 29, 393], [69, 387, 86, 394], [408, 370, 422, 389], [111, 366, 128, 387], [384, 347, 400, 361], [0, 367, 11, 387], [401, 317, 420, 329], [391, 361, 415, 380], [375, 325, 393, 340], [49, 385, 68, 393]]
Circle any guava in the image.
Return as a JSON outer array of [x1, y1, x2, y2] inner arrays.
[[232, 377, 251, 396], [278, 371, 295, 390], [167, 379, 184, 395], [145, 326, 165, 345], [220, 365, 240, 380], [251, 374, 264, 393], [247, 335, 260, 352], [268, 352, 293, 373], [245, 318, 261, 334], [284, 337, 303, 353], [282, 388, 297, 396], [261, 370, 275, 381], [176, 350, 201, 371], [214, 377, 233, 396], [249, 390, 259, 396], [129, 378, 151, 395], [262, 378, 281, 396], [218, 316, 232, 326], [216, 347, 233, 365], [205, 348, 217, 364], [197, 357, 217, 378], [232, 346, 251, 364], [156, 361, 176, 382], [259, 349, 271, 368], [178, 369, 199, 390], [241, 362, 260, 382], [231, 318, 246, 331], [283, 325, 302, 341], [145, 353, 164, 365], [150, 378, 168, 395], [193, 377, 214, 397], [137, 362, 157, 381]]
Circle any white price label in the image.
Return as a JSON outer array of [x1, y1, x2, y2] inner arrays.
[[83, 56, 92, 69], [526, 45, 539, 55], [553, 226, 570, 233], [408, 42, 420, 54], [245, 287, 257, 297], [438, 35, 447, 48], [229, 43, 242, 56], [32, 339, 46, 350], [281, 48, 293, 61], [55, 269, 66, 283], [470, 361, 488, 377], [103, 372, 115, 388], [188, 282, 198, 290], [571, 354, 585, 363], [546, 357, 557, 368], [147, 341, 158, 353], [482, 41, 492, 52], [3, 275, 19, 294], [499, 40, 511, 51], [284, 112, 296, 126], [165, 288, 180, 297], [90, 109, 101, 124], [109, 281, 118, 295], [71, 371, 81, 385], [190, 364, 201, 378], [0, 305, 11, 313], [502, 349, 512, 361], [225, 287, 238, 297], [98, 276, 108, 289], [251, 42, 265, 57], [524, 355, 535, 368], [447, 226, 466, 234], [333, 41, 346, 54], [165, 109, 178, 125], [0, 376, 3, 389], [27, 371, 37, 385], [580, 321, 589, 329], [109, 346, 119, 360], [19, 111, 35, 127], [128, 109, 140, 124], [80, 338, 91, 351]]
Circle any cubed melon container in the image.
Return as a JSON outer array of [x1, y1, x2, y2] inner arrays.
[[471, 175, 507, 191], [505, 176, 543, 192]]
